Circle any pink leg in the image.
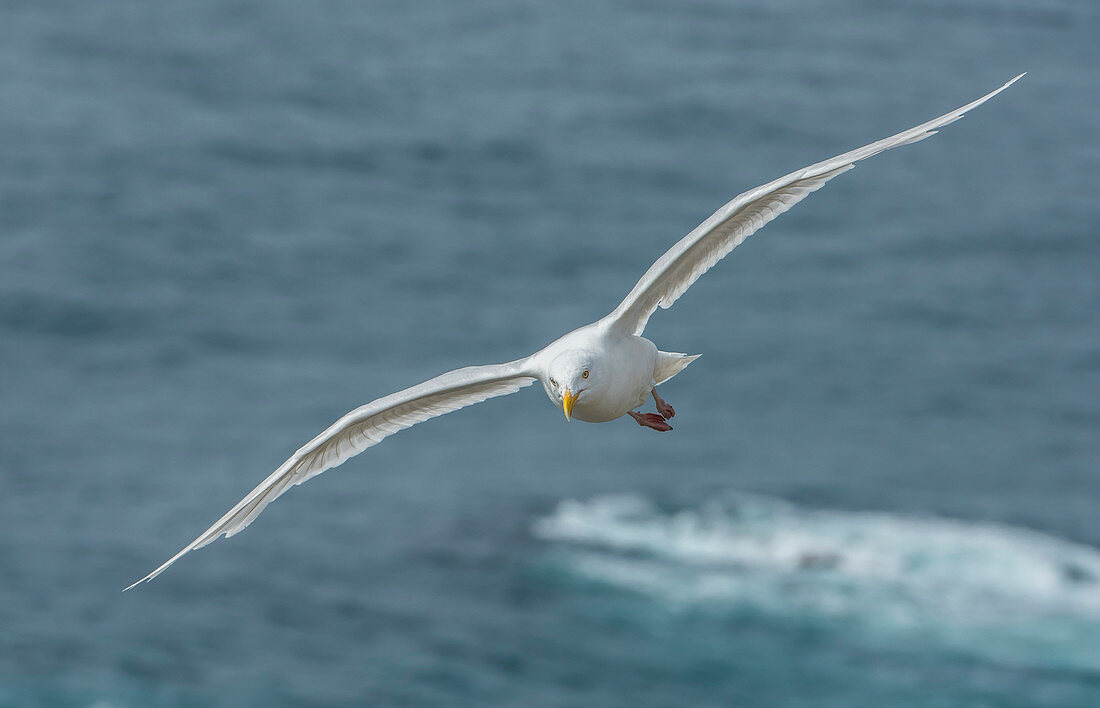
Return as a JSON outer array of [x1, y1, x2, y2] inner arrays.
[[628, 410, 673, 432], [652, 389, 675, 420]]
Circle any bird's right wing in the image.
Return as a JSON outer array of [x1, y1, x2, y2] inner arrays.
[[126, 358, 538, 590], [602, 74, 1024, 336]]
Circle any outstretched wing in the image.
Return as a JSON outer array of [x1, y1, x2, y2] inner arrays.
[[602, 74, 1024, 336], [126, 358, 538, 589]]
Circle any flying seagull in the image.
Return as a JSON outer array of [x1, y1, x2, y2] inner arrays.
[[126, 74, 1023, 590]]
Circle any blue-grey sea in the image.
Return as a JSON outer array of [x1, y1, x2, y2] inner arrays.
[[2, 1, 1098, 706]]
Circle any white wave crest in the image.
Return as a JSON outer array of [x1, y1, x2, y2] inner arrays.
[[533, 492, 1100, 626]]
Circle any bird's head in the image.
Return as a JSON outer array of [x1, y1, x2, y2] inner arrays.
[[544, 352, 595, 421]]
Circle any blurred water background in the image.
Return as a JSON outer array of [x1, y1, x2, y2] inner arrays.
[[2, 1, 1098, 706]]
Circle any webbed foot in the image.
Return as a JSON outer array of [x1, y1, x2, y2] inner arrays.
[[628, 410, 673, 432]]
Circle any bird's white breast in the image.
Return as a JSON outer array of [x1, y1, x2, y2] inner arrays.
[[542, 328, 657, 423]]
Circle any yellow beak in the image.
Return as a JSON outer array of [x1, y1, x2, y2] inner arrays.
[[562, 389, 578, 421]]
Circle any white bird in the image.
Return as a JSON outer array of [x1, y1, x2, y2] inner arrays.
[[126, 75, 1023, 590]]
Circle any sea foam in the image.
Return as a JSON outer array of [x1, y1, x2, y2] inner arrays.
[[534, 491, 1100, 669]]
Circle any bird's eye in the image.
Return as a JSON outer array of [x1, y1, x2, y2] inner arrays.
[[550, 378, 558, 387], [582, 370, 589, 379]]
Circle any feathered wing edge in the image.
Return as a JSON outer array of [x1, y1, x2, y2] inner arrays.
[[125, 358, 538, 590], [603, 74, 1024, 336]]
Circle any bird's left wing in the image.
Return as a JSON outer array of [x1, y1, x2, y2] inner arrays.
[[602, 74, 1024, 336], [125, 358, 538, 590]]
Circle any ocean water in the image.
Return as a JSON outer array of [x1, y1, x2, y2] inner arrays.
[[2, 0, 1098, 706]]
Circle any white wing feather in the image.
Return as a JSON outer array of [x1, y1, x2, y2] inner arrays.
[[603, 74, 1024, 336], [126, 359, 537, 589]]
